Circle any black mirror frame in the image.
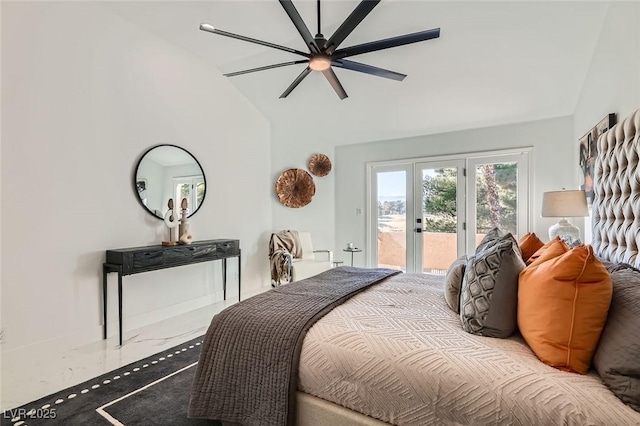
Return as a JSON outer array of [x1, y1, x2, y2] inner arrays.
[[133, 144, 207, 221]]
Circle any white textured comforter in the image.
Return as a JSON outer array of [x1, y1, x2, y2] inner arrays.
[[298, 273, 640, 425]]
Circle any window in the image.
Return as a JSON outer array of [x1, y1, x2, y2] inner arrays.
[[367, 149, 531, 272]]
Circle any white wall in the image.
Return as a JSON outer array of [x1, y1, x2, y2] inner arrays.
[[270, 128, 336, 254], [573, 1, 640, 242], [574, 2, 640, 140], [335, 116, 575, 265], [1, 2, 272, 358]]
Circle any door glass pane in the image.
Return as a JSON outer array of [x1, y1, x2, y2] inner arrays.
[[475, 162, 518, 242], [377, 171, 406, 270], [422, 167, 457, 275]]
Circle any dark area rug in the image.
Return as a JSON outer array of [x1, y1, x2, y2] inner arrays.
[[1, 336, 220, 425]]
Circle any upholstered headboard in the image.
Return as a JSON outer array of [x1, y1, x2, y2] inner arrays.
[[592, 109, 640, 268]]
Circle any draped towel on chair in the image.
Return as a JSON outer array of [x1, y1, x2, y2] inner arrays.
[[269, 230, 302, 285]]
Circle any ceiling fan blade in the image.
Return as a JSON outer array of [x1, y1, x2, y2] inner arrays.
[[322, 68, 348, 100], [280, 67, 312, 98], [279, 0, 320, 53], [324, 0, 381, 54], [224, 60, 308, 77], [200, 23, 310, 58], [332, 59, 406, 81], [332, 28, 440, 59]]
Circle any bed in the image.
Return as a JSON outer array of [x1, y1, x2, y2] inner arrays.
[[189, 108, 640, 426], [296, 273, 639, 425]]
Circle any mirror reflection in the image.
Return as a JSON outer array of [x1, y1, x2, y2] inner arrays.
[[134, 145, 206, 219]]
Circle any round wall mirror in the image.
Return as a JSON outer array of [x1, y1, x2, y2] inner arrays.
[[134, 144, 206, 220]]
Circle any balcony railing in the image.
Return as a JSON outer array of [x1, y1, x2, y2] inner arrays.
[[378, 231, 486, 273]]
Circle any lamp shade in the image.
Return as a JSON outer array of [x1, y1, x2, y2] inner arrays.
[[541, 190, 589, 217]]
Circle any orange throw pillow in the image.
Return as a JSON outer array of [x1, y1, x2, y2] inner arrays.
[[526, 238, 569, 267], [525, 236, 567, 265], [518, 233, 545, 263], [518, 244, 612, 374]]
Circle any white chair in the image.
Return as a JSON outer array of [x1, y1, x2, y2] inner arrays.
[[288, 232, 333, 281]]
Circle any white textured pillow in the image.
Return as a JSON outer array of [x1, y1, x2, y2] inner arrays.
[[444, 255, 467, 313]]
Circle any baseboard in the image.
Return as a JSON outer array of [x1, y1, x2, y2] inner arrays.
[[1, 282, 271, 361], [104, 291, 224, 339], [0, 284, 272, 411], [1, 292, 224, 360]]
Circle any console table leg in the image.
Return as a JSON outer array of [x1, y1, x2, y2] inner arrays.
[[222, 258, 227, 301], [102, 265, 108, 340], [238, 252, 241, 301], [118, 268, 123, 346]]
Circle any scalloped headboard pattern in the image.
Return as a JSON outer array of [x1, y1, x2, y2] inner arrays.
[[592, 109, 640, 268]]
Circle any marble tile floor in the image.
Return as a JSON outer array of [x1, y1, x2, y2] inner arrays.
[[1, 298, 242, 411]]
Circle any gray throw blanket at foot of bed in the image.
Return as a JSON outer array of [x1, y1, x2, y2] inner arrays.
[[188, 266, 401, 426]]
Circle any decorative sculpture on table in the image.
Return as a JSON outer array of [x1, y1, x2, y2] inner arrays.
[[178, 197, 193, 245], [162, 198, 180, 246]]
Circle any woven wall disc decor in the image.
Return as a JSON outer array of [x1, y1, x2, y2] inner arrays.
[[308, 153, 332, 177], [275, 168, 316, 208]]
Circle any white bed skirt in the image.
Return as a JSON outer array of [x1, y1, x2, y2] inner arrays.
[[296, 392, 390, 426]]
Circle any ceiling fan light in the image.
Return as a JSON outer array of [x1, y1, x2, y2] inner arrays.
[[309, 56, 331, 71]]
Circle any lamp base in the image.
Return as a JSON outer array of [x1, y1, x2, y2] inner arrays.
[[548, 218, 580, 243]]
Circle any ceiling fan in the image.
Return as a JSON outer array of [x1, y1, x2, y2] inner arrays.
[[199, 0, 440, 100]]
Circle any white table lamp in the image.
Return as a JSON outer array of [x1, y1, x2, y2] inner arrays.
[[541, 190, 589, 242]]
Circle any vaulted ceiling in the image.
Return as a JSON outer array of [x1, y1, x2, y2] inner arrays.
[[103, 1, 609, 145]]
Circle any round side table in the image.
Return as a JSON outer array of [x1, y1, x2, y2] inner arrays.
[[343, 248, 362, 266]]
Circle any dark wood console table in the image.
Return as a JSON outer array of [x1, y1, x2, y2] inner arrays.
[[103, 239, 240, 345]]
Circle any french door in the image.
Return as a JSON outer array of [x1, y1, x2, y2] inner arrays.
[[369, 150, 530, 273], [414, 160, 466, 274], [466, 154, 529, 253], [372, 165, 414, 272]]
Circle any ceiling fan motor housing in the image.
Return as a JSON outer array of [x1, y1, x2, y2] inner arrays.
[[314, 35, 327, 50]]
